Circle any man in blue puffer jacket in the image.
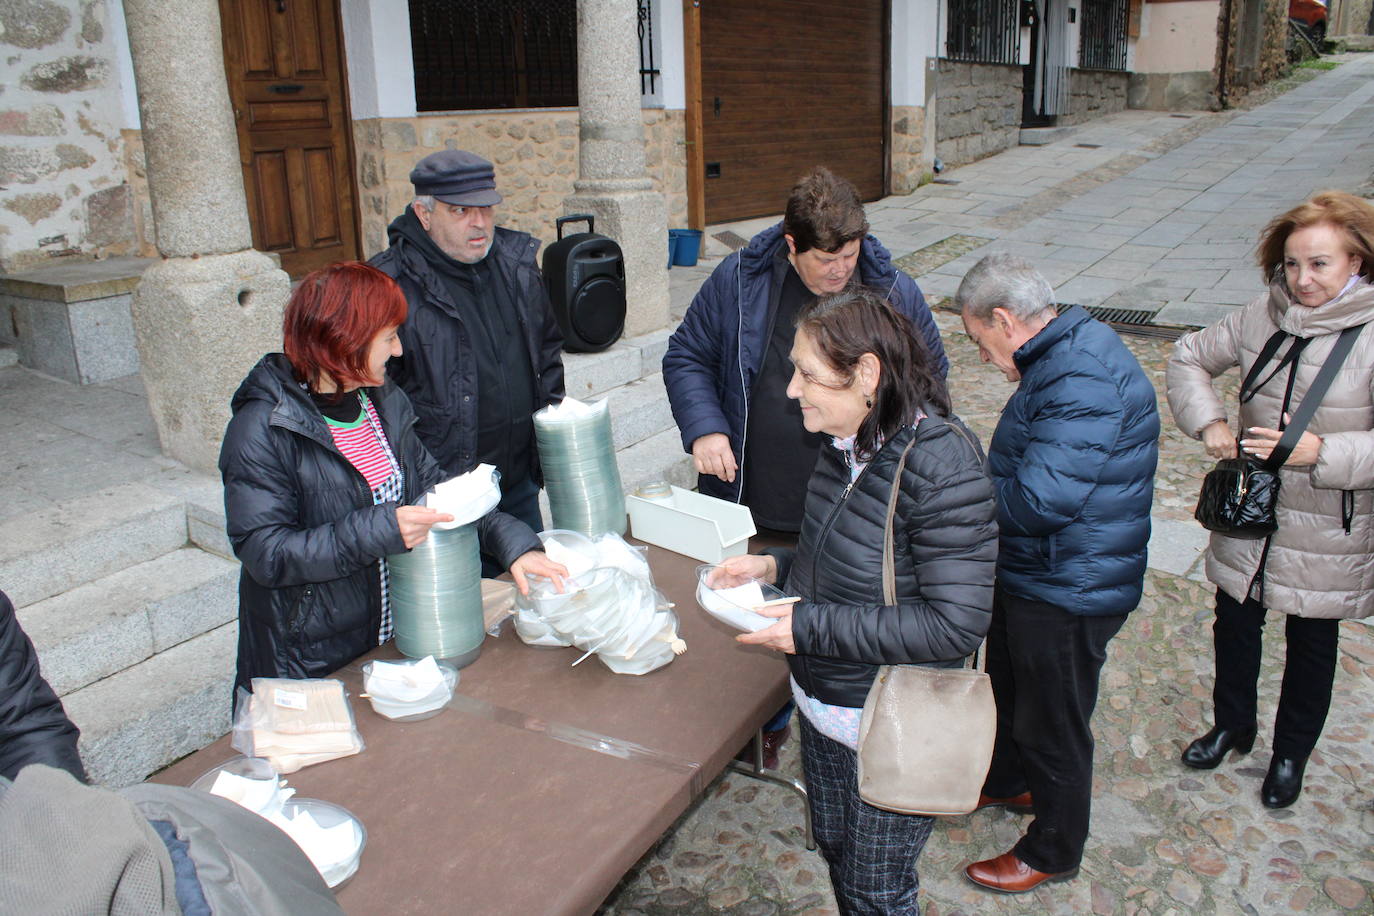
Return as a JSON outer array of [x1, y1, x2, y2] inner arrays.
[[956, 253, 1158, 894], [663, 168, 947, 533]]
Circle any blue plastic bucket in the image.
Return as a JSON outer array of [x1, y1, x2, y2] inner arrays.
[[671, 229, 702, 267], [667, 230, 683, 268]]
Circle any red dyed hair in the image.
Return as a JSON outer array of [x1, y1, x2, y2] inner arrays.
[[283, 261, 408, 393]]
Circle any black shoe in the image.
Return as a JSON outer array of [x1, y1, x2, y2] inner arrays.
[[1261, 756, 1307, 808], [1181, 725, 1257, 769]]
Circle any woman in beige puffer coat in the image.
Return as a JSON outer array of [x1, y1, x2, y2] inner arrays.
[[1166, 190, 1374, 810]]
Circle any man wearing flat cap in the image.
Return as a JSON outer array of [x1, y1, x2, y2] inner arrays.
[[371, 150, 565, 551]]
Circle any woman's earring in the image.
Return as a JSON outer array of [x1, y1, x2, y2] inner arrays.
[[865, 394, 873, 408]]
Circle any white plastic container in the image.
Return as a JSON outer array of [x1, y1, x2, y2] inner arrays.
[[626, 485, 756, 563]]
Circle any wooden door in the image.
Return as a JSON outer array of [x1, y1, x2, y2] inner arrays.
[[219, 0, 360, 277], [699, 0, 887, 224]]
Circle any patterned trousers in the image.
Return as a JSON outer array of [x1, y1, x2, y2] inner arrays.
[[798, 714, 935, 915]]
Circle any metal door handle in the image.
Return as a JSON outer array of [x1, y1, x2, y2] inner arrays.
[[713, 96, 721, 116]]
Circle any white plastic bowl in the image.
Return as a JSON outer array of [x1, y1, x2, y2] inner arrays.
[[695, 564, 788, 632], [276, 798, 366, 889]]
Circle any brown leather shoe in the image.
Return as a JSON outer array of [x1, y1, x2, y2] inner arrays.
[[964, 850, 1078, 893], [760, 724, 790, 770], [974, 791, 1034, 813]]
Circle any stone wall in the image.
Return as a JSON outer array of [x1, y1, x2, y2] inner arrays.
[[890, 105, 930, 195], [1220, 0, 1288, 101], [0, 0, 140, 273], [353, 108, 688, 259], [1061, 69, 1130, 125], [934, 61, 1022, 169]]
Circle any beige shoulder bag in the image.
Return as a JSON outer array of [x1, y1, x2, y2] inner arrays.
[[855, 428, 997, 816]]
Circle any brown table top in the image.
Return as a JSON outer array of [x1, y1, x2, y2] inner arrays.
[[153, 541, 791, 915]]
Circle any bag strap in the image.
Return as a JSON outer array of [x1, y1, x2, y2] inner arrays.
[[1240, 332, 1308, 404], [1263, 323, 1365, 471], [881, 424, 986, 674], [882, 434, 920, 607]]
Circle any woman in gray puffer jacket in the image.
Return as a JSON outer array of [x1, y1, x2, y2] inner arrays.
[[712, 288, 997, 915], [1166, 190, 1374, 809]]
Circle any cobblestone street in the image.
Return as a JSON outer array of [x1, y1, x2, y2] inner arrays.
[[608, 53, 1374, 916]]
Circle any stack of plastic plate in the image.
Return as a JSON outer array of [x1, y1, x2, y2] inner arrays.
[[534, 399, 626, 536], [388, 523, 484, 668]]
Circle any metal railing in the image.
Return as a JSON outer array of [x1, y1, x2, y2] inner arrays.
[[638, 0, 660, 97], [945, 0, 1022, 65], [1079, 0, 1129, 71], [408, 0, 578, 111]]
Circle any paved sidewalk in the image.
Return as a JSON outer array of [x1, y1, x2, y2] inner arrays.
[[610, 55, 1374, 915]]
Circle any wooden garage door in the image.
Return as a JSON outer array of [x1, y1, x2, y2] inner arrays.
[[700, 0, 887, 224]]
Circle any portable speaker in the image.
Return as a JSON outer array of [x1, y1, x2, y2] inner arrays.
[[541, 214, 626, 353]]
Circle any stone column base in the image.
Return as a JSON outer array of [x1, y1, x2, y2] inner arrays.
[[131, 250, 289, 472], [564, 186, 670, 338]]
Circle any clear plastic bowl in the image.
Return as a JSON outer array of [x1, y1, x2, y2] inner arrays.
[[277, 798, 366, 889], [362, 659, 459, 722], [189, 755, 282, 812], [695, 564, 788, 632]]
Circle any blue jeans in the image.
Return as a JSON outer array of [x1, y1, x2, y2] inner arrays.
[[799, 714, 934, 914]]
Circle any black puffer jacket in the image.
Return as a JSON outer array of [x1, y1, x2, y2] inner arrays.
[[370, 220, 565, 479], [0, 590, 85, 782], [774, 412, 999, 708], [220, 355, 540, 693]]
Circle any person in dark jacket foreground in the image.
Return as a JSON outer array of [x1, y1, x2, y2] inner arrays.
[[957, 253, 1158, 894], [370, 149, 565, 545], [710, 288, 997, 914], [0, 765, 342, 914], [220, 262, 566, 695], [0, 589, 85, 783]]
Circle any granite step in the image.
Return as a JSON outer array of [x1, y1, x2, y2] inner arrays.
[[561, 329, 670, 402], [61, 620, 237, 788], [18, 547, 239, 697], [0, 481, 189, 608], [599, 372, 676, 452], [616, 427, 695, 493]]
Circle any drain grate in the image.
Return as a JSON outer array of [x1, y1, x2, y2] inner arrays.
[[1082, 305, 1188, 340], [1084, 306, 1157, 325], [1074, 143, 1102, 149], [712, 230, 751, 251]]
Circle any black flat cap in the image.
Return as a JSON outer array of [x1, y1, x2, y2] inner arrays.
[[410, 150, 502, 207]]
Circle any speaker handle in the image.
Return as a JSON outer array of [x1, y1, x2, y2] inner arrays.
[[556, 213, 595, 240]]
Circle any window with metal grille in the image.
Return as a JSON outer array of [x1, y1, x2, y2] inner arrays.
[[1079, 0, 1129, 71], [945, 0, 1021, 64], [408, 0, 578, 111]]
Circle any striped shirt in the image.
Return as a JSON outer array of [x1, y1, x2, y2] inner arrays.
[[325, 395, 396, 490], [323, 391, 404, 642]]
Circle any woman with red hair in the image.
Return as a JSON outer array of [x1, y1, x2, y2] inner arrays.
[[220, 262, 564, 694]]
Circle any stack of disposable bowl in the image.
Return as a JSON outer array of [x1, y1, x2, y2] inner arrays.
[[513, 530, 682, 674]]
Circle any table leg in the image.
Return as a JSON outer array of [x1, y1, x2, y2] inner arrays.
[[726, 728, 815, 850]]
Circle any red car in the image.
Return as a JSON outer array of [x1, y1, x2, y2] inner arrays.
[[1290, 0, 1328, 41]]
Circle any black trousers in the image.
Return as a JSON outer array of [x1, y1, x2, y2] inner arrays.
[[1211, 588, 1340, 760], [981, 586, 1126, 874]]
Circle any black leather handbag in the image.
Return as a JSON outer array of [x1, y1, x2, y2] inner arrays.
[[1194, 323, 1364, 539], [1194, 456, 1280, 539]]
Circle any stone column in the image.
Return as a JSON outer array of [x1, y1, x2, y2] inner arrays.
[[564, 0, 670, 337], [122, 0, 288, 472]]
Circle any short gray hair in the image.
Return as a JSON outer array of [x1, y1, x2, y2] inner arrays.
[[412, 195, 435, 212], [955, 253, 1056, 323]]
